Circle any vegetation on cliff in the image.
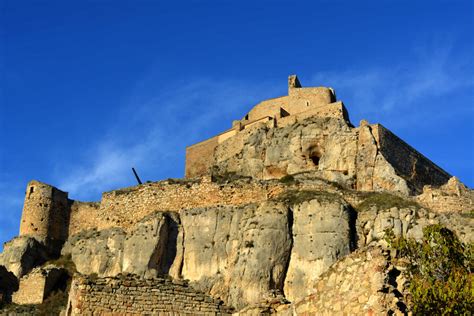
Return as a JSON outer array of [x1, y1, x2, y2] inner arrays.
[[387, 225, 473, 315]]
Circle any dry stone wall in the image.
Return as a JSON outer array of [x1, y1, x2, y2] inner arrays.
[[61, 178, 286, 237], [67, 274, 232, 315], [12, 265, 66, 305], [276, 246, 409, 315]]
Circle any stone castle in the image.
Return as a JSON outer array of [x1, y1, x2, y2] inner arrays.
[[0, 75, 472, 315]]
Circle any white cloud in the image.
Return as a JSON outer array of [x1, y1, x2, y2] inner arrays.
[[57, 78, 279, 200], [310, 42, 473, 126]]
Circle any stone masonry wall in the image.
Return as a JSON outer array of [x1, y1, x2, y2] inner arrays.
[[67, 274, 232, 315], [185, 136, 219, 178], [373, 124, 451, 193], [68, 178, 285, 235]]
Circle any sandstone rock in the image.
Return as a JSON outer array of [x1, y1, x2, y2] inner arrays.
[[0, 236, 49, 278]]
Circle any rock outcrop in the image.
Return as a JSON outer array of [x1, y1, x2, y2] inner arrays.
[[1, 75, 471, 315], [0, 236, 49, 278]]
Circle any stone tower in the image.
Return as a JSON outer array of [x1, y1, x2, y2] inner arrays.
[[19, 180, 70, 250]]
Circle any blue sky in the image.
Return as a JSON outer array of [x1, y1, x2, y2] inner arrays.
[[1, 0, 473, 247]]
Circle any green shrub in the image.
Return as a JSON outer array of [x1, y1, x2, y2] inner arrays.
[[44, 254, 77, 275], [356, 192, 420, 212], [279, 175, 296, 185], [387, 225, 473, 315], [277, 190, 341, 205]]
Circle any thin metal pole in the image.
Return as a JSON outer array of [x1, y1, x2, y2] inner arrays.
[[132, 167, 143, 185]]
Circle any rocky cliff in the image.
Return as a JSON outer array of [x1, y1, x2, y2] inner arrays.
[[0, 76, 472, 315]]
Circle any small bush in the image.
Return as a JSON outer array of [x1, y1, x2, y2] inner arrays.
[[277, 190, 341, 205], [387, 225, 473, 315], [356, 192, 420, 212], [279, 175, 296, 185], [44, 254, 77, 275]]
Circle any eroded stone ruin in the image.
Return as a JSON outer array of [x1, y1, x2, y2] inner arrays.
[[0, 75, 472, 315]]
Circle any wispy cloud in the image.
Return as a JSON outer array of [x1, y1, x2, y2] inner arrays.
[[56, 41, 474, 200], [310, 41, 474, 127], [57, 78, 279, 200]]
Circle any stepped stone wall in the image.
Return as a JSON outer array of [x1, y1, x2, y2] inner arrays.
[[66, 274, 232, 315]]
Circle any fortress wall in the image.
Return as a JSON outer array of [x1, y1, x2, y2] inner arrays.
[[67, 274, 232, 315], [185, 135, 219, 178], [289, 86, 334, 100], [277, 101, 348, 128], [68, 201, 102, 237], [372, 124, 451, 193], [246, 96, 289, 121], [19, 180, 70, 246], [68, 179, 284, 235]]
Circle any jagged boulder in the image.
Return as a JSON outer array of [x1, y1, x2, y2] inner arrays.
[[355, 192, 473, 246], [0, 236, 49, 278]]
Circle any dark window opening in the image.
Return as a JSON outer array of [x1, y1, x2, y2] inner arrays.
[[28, 186, 34, 198], [280, 108, 290, 118]]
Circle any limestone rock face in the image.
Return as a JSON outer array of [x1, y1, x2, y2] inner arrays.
[[212, 117, 414, 195], [61, 212, 182, 278], [356, 203, 473, 246], [61, 228, 125, 277], [180, 202, 292, 309], [284, 197, 354, 302], [0, 236, 49, 278]]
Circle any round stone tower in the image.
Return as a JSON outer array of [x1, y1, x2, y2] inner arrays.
[[19, 180, 70, 249]]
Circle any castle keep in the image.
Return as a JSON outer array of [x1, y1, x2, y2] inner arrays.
[[1, 75, 471, 315]]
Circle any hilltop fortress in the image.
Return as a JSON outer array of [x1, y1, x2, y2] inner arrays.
[[1, 75, 472, 315]]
